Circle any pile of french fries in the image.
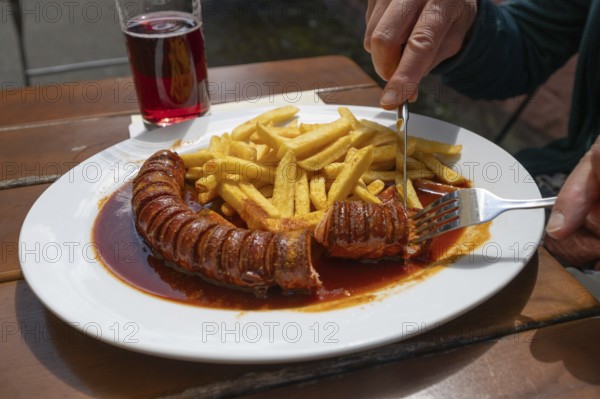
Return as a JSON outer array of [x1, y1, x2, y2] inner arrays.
[[180, 106, 467, 232]]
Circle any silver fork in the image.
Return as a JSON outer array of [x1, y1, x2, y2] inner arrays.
[[411, 188, 556, 242]]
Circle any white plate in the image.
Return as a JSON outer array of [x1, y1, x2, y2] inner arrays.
[[20, 105, 544, 363]]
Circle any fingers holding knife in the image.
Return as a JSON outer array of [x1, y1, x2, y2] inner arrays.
[[364, 0, 478, 109]]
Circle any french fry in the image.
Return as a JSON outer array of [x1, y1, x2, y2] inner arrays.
[[256, 123, 288, 154], [299, 122, 329, 133], [218, 180, 268, 230], [373, 143, 397, 164], [229, 140, 257, 162], [258, 184, 274, 198], [249, 132, 266, 145], [197, 189, 218, 205], [394, 138, 435, 178], [328, 145, 374, 205], [349, 126, 377, 148], [272, 151, 297, 217], [309, 174, 328, 211], [179, 149, 215, 168], [404, 155, 435, 179], [359, 119, 396, 136], [220, 133, 232, 156], [221, 202, 236, 217], [407, 169, 435, 180], [395, 174, 423, 209], [412, 137, 462, 155], [370, 159, 396, 171], [361, 118, 406, 151], [238, 181, 281, 218], [257, 148, 280, 165], [209, 135, 222, 153], [371, 131, 398, 147], [262, 211, 325, 232], [185, 107, 468, 233], [202, 158, 221, 176], [408, 180, 423, 209], [218, 181, 248, 214], [395, 137, 406, 173], [397, 136, 444, 208], [204, 156, 275, 184], [337, 106, 360, 129], [322, 162, 344, 180], [286, 119, 299, 128], [231, 105, 299, 141], [344, 147, 358, 160], [406, 137, 418, 156], [195, 174, 218, 193], [298, 135, 352, 171], [196, 174, 220, 205], [254, 144, 270, 161], [406, 156, 427, 170], [361, 170, 395, 184], [267, 125, 302, 138], [415, 152, 467, 185], [186, 167, 206, 181], [366, 179, 385, 196], [277, 118, 351, 159], [294, 169, 311, 215], [353, 179, 382, 204]]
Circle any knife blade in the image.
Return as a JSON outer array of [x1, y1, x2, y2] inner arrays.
[[397, 102, 409, 210]]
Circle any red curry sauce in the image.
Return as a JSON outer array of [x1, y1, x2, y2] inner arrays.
[[93, 184, 464, 311]]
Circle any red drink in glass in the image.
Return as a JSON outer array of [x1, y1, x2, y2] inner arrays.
[[124, 11, 210, 126]]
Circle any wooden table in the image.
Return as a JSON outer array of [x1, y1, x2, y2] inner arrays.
[[1, 56, 599, 398]]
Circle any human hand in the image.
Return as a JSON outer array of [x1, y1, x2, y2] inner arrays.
[[546, 138, 600, 239], [545, 137, 600, 269], [544, 227, 600, 269], [364, 0, 478, 109]]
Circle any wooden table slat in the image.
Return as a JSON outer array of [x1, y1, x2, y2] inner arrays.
[[241, 316, 600, 399], [1, 249, 598, 398], [0, 184, 51, 282], [0, 116, 131, 185], [0, 56, 377, 128]]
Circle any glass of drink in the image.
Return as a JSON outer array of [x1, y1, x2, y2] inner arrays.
[[115, 0, 210, 128]]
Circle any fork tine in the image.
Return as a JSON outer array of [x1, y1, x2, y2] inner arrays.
[[410, 187, 556, 242], [413, 200, 460, 229], [412, 191, 459, 221], [411, 191, 463, 243], [414, 207, 461, 235], [412, 218, 462, 243]]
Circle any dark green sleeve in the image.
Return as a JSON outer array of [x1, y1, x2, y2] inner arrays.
[[435, 0, 588, 100]]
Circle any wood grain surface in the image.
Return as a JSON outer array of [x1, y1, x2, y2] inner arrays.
[[1, 248, 598, 398], [241, 317, 600, 399], [0, 184, 50, 282], [0, 56, 376, 128], [1, 56, 599, 399]]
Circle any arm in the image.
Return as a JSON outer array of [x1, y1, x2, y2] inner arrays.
[[365, 0, 588, 107], [437, 0, 587, 100]]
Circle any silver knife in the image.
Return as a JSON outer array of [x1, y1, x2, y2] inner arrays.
[[397, 102, 409, 209]]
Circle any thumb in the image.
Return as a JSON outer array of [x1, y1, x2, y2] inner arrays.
[[546, 144, 600, 239]]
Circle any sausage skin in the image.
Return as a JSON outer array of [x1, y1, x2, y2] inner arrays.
[[313, 187, 428, 260], [132, 150, 321, 296]]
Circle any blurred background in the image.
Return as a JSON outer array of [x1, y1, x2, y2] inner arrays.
[[0, 0, 574, 155]]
